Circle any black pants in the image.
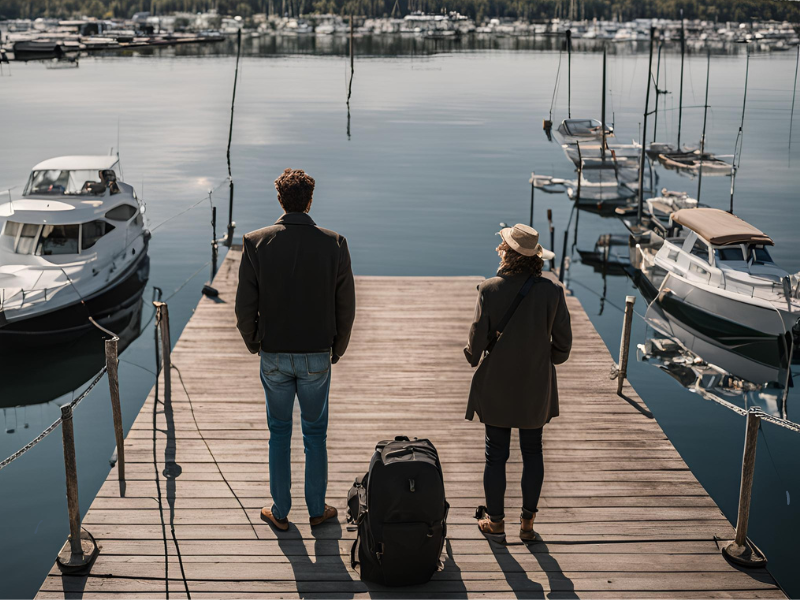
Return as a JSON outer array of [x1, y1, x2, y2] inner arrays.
[[484, 424, 544, 522]]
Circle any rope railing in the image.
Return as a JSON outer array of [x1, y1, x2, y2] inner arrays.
[[0, 366, 108, 471]]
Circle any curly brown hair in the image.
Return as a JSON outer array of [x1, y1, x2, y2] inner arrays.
[[497, 240, 544, 276], [274, 168, 315, 213]]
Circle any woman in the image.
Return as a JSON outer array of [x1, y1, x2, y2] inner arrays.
[[464, 223, 572, 543]]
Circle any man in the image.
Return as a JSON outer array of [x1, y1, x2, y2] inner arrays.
[[235, 168, 356, 531]]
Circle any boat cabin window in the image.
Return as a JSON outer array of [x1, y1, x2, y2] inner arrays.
[[24, 169, 120, 196], [1, 219, 115, 255], [81, 220, 115, 251], [689, 239, 711, 263], [39, 224, 80, 255], [105, 204, 137, 221], [749, 245, 774, 264]]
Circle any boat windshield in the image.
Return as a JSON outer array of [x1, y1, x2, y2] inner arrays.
[[24, 169, 120, 196]]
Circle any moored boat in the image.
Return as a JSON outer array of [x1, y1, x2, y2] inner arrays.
[[0, 155, 150, 342]]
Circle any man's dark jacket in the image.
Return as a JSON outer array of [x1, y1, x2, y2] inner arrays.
[[235, 212, 356, 361]]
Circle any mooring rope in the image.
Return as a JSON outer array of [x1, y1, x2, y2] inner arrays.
[[0, 367, 107, 470]]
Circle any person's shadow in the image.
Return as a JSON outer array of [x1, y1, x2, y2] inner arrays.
[[276, 518, 356, 599], [489, 535, 578, 599]]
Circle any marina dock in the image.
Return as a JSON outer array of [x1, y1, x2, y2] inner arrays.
[[37, 247, 786, 598]]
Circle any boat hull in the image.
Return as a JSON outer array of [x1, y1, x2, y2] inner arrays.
[[0, 252, 150, 345]]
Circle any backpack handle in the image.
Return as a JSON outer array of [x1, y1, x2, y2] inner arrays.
[[394, 435, 411, 442]]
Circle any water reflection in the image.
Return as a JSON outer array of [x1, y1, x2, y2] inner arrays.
[[0, 256, 149, 408], [638, 332, 788, 418]]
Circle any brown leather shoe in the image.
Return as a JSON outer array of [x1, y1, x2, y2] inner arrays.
[[520, 512, 537, 543], [309, 504, 338, 526], [260, 507, 289, 531]]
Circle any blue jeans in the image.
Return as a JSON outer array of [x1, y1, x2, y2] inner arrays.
[[260, 351, 332, 520]]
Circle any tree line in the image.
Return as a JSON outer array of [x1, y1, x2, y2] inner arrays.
[[2, 0, 800, 25]]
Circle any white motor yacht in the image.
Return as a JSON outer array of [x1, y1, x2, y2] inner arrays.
[[0, 155, 149, 341], [643, 208, 799, 374]]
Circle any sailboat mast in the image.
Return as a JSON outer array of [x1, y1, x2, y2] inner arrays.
[[652, 41, 662, 141], [697, 50, 711, 203], [601, 44, 607, 161], [677, 10, 685, 150], [729, 45, 750, 214], [637, 27, 656, 226]]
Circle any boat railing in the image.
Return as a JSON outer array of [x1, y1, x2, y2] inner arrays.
[[0, 281, 73, 311]]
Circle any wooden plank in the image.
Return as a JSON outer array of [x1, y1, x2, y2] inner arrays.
[[36, 248, 785, 599]]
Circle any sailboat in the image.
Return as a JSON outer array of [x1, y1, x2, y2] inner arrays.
[[648, 26, 732, 178]]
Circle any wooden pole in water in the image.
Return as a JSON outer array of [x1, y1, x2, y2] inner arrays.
[[601, 44, 607, 161], [529, 183, 534, 227], [105, 338, 125, 488], [677, 10, 685, 150], [790, 45, 800, 153], [566, 29, 572, 119], [616, 296, 636, 395], [547, 209, 555, 271], [697, 50, 711, 204], [225, 28, 242, 247], [729, 45, 750, 214], [637, 27, 655, 226]]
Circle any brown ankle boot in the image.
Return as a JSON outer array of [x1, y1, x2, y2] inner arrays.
[[475, 506, 506, 543], [520, 512, 537, 543]]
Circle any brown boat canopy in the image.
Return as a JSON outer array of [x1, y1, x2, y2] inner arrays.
[[672, 208, 774, 246]]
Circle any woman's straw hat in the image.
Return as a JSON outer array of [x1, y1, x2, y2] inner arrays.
[[498, 223, 555, 260]]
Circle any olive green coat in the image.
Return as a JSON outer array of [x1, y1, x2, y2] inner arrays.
[[464, 273, 572, 429]]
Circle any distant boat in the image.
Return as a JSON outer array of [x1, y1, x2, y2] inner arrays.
[[554, 118, 614, 145], [0, 155, 150, 341], [656, 149, 733, 176]]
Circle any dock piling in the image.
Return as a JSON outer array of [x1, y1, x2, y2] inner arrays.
[[559, 229, 568, 283], [56, 404, 99, 574], [615, 295, 636, 395], [547, 209, 555, 271], [104, 338, 126, 493], [723, 409, 768, 567], [154, 302, 172, 404]]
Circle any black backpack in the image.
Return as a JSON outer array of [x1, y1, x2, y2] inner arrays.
[[346, 436, 449, 586]]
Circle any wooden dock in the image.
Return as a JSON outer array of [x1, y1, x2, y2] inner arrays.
[[38, 248, 786, 598]]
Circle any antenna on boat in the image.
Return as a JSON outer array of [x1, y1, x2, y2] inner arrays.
[[696, 49, 711, 204], [677, 10, 685, 150], [225, 28, 242, 248], [117, 117, 124, 181], [636, 27, 656, 226], [729, 43, 750, 214], [601, 43, 607, 161]]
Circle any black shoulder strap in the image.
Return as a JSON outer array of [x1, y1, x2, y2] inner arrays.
[[484, 275, 537, 355]]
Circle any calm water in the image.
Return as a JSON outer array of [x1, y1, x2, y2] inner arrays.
[[1, 38, 799, 598]]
